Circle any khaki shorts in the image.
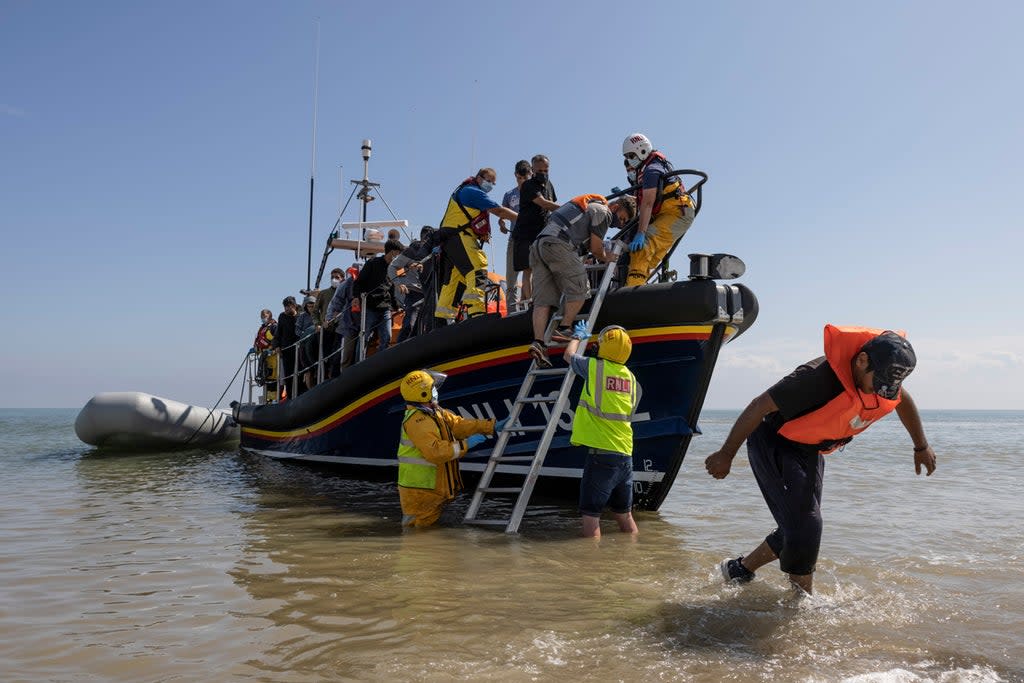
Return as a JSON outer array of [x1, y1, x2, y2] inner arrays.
[[529, 236, 589, 307]]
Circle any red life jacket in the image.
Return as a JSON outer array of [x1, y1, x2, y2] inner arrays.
[[777, 324, 904, 454], [254, 321, 275, 351], [633, 151, 685, 215], [449, 178, 491, 239]]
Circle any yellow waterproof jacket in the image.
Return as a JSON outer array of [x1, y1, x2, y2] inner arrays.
[[400, 406, 494, 500]]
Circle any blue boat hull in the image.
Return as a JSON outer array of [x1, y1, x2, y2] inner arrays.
[[235, 280, 757, 510]]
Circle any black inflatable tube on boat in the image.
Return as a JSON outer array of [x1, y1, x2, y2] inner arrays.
[[235, 279, 757, 431]]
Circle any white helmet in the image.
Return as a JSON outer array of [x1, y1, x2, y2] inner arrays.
[[622, 133, 653, 166]]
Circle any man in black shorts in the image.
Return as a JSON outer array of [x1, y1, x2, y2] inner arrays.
[[511, 154, 558, 301], [704, 325, 937, 595]]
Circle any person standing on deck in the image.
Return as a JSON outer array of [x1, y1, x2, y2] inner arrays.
[[704, 325, 937, 595], [512, 154, 558, 301], [397, 370, 498, 528], [434, 168, 517, 324], [498, 159, 532, 306], [562, 324, 641, 538], [621, 133, 696, 286]]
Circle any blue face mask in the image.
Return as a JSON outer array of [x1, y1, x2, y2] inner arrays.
[[478, 179, 494, 193]]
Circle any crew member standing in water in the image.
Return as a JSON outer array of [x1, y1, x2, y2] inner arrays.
[[396, 370, 498, 528], [704, 325, 937, 594]]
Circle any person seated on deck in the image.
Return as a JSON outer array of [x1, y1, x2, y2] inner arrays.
[[396, 370, 497, 528], [434, 168, 517, 325], [527, 195, 619, 367]]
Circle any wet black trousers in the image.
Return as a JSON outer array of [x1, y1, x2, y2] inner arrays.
[[746, 422, 825, 575]]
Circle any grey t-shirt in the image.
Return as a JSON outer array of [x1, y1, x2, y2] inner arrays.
[[540, 202, 612, 247]]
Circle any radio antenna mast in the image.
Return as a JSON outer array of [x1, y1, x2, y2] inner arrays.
[[305, 19, 321, 290]]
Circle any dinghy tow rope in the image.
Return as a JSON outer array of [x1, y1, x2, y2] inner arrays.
[[181, 353, 250, 447]]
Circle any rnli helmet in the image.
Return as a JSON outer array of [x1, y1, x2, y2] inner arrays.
[[622, 133, 653, 168], [400, 369, 447, 403], [597, 325, 632, 364]]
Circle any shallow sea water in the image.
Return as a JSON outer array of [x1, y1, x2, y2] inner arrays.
[[1, 409, 1021, 682]]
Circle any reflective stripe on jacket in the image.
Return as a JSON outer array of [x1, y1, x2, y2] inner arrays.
[[397, 408, 438, 489], [571, 358, 638, 456], [777, 324, 904, 453]]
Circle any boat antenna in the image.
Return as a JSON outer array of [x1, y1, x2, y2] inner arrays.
[[306, 19, 321, 291]]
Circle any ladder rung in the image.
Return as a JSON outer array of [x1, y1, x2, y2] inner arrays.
[[480, 487, 523, 494], [515, 396, 556, 405], [464, 519, 511, 527], [496, 455, 536, 462], [508, 425, 548, 432], [529, 367, 568, 376]]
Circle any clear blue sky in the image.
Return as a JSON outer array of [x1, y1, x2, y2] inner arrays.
[[2, 1, 1021, 410]]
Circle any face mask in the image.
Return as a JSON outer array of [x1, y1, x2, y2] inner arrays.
[[625, 155, 642, 170], [261, 316, 268, 324], [331, 278, 341, 286], [626, 169, 637, 185], [430, 386, 439, 403], [478, 179, 494, 193]]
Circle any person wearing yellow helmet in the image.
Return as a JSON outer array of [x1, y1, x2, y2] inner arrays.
[[562, 323, 641, 538], [396, 369, 498, 528]]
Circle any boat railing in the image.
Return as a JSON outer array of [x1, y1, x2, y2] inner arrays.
[[244, 294, 386, 406]]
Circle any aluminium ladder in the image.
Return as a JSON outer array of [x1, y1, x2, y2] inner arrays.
[[463, 241, 624, 533]]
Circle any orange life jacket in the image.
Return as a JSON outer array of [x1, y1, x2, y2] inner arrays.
[[777, 324, 904, 454], [633, 151, 685, 215], [570, 194, 608, 212], [485, 271, 508, 317]]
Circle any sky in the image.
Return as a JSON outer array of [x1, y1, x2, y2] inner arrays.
[[2, 1, 1022, 410]]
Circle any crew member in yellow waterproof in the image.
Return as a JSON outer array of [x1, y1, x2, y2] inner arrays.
[[562, 323, 641, 538], [397, 370, 499, 528], [435, 168, 517, 324], [621, 133, 696, 286]]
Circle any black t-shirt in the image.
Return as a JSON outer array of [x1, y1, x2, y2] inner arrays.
[[764, 356, 845, 435], [513, 177, 556, 241]]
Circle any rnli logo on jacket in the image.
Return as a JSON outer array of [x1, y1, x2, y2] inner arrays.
[[605, 376, 632, 393], [849, 415, 875, 430]]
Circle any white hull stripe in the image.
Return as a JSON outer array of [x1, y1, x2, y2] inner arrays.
[[244, 448, 666, 482]]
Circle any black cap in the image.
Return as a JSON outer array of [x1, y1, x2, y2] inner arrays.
[[861, 331, 916, 399]]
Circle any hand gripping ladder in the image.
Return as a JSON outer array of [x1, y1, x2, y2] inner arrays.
[[463, 242, 624, 533]]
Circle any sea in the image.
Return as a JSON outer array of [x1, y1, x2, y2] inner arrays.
[[1, 408, 1021, 683]]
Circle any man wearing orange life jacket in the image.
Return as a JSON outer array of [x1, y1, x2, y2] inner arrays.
[[704, 325, 937, 595], [621, 133, 696, 286]]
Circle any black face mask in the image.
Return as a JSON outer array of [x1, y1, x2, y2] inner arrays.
[[534, 172, 548, 183]]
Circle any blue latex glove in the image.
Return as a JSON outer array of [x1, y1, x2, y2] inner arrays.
[[493, 418, 509, 434], [629, 231, 648, 252], [247, 347, 255, 354], [466, 433, 486, 449], [572, 320, 589, 340], [431, 246, 440, 255]]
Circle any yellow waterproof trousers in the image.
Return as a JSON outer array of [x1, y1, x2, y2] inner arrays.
[[436, 231, 488, 320], [625, 198, 696, 286], [399, 487, 452, 528]]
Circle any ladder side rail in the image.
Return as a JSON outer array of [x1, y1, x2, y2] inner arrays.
[[504, 369, 579, 532], [463, 368, 542, 519]]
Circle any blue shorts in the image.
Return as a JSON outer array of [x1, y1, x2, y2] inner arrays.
[[579, 449, 634, 517]]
